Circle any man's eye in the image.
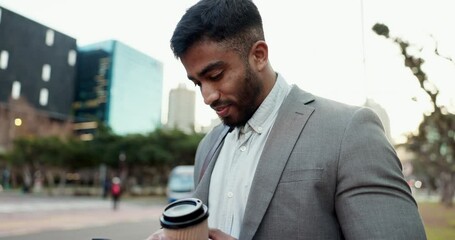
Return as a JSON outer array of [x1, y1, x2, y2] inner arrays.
[[209, 73, 222, 81]]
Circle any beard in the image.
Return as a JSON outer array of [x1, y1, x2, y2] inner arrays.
[[215, 65, 262, 127]]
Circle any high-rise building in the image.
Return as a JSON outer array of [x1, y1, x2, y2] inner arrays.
[[0, 6, 76, 150], [74, 40, 163, 138], [363, 98, 393, 143], [167, 84, 196, 133]]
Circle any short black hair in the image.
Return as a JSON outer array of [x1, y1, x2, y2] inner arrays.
[[171, 0, 264, 59]]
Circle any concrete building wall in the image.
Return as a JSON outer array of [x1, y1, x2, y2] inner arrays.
[[167, 84, 196, 133]]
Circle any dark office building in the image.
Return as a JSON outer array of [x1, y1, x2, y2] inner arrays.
[[0, 6, 77, 150], [72, 49, 110, 138], [74, 49, 110, 123]]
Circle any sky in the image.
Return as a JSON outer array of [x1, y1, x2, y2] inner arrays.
[[0, 0, 454, 143]]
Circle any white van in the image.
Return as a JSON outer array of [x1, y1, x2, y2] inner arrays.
[[166, 165, 195, 203]]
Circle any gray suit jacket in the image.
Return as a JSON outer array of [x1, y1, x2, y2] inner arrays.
[[193, 85, 426, 240]]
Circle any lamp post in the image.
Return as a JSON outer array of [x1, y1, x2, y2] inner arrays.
[[118, 151, 127, 188]]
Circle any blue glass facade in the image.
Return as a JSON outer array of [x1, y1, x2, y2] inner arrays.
[[76, 40, 163, 135]]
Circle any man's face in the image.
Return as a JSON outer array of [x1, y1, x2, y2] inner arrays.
[[181, 40, 263, 127]]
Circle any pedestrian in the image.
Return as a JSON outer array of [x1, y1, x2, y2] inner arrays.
[[102, 175, 111, 199], [1, 168, 10, 190], [111, 177, 121, 210], [22, 168, 32, 194], [148, 0, 426, 239]]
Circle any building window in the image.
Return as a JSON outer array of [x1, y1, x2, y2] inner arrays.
[[68, 49, 77, 66], [46, 29, 54, 46], [0, 50, 8, 69], [11, 81, 21, 99], [39, 88, 49, 106], [42, 64, 51, 81]]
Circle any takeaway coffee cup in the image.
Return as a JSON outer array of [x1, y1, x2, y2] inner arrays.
[[160, 198, 209, 240]]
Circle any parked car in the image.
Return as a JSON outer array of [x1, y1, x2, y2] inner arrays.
[[166, 165, 195, 203]]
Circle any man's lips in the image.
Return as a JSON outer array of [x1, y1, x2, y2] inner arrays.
[[213, 105, 230, 118]]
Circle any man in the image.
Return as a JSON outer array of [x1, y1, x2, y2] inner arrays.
[[150, 0, 426, 239]]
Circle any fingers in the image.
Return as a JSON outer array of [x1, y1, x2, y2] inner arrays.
[[209, 228, 237, 240], [147, 228, 236, 240], [145, 229, 169, 240]]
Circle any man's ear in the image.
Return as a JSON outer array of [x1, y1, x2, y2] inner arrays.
[[249, 40, 268, 71]]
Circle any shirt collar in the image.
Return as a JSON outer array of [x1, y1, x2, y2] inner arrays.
[[239, 73, 290, 135]]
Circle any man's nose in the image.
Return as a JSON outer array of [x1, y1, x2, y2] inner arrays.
[[201, 83, 219, 106]]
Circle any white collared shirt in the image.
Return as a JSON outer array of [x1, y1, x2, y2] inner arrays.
[[208, 74, 291, 238]]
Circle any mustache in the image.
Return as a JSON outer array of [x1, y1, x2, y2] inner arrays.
[[210, 99, 234, 110]]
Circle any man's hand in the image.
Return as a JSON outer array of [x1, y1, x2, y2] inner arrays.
[[146, 228, 236, 240], [145, 229, 170, 240], [209, 228, 237, 240]]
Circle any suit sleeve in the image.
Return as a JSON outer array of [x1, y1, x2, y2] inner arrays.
[[335, 107, 426, 239]]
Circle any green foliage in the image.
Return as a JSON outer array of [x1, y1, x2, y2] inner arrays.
[[5, 127, 205, 171], [6, 136, 95, 170], [0, 151, 7, 166], [372, 23, 389, 38]]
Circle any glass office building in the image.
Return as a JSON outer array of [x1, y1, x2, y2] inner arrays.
[[75, 40, 163, 136]]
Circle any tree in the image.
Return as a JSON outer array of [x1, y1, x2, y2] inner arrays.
[[373, 23, 455, 207], [5, 123, 206, 192]]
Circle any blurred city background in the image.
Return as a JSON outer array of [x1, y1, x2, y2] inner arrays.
[[0, 0, 454, 239]]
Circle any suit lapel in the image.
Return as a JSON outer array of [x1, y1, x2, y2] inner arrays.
[[239, 86, 315, 240], [193, 125, 232, 204], [193, 143, 223, 204]]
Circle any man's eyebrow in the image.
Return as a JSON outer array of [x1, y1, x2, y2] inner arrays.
[[187, 61, 225, 81], [201, 61, 225, 76]]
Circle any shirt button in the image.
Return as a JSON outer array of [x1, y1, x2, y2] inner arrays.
[[258, 127, 262, 131], [227, 192, 234, 198], [240, 146, 246, 151]]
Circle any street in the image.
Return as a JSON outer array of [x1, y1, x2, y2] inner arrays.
[[0, 191, 166, 240]]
